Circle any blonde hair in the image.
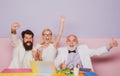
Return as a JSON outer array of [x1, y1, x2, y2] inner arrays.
[[40, 29, 55, 45]]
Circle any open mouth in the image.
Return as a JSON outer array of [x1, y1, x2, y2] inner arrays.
[[26, 42, 32, 46], [70, 45, 74, 47], [27, 42, 31, 46]]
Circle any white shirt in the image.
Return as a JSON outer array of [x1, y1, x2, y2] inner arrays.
[[35, 44, 57, 61], [55, 44, 108, 71], [9, 34, 34, 68], [22, 51, 34, 68]]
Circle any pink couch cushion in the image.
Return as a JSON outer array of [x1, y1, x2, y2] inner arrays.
[[1, 68, 32, 73]]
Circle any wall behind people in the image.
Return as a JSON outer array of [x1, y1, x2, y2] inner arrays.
[[0, 0, 120, 38]]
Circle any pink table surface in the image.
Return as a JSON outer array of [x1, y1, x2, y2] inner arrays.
[[1, 68, 32, 73]]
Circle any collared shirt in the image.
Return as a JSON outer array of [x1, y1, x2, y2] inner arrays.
[[66, 48, 83, 69]]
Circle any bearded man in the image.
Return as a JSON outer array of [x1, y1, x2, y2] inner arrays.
[[9, 22, 35, 68]]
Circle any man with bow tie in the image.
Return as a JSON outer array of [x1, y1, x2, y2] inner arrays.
[[55, 34, 118, 71]]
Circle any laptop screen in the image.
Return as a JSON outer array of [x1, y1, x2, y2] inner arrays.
[[30, 61, 56, 75]]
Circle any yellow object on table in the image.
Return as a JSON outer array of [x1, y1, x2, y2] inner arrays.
[[52, 73, 66, 76], [0, 73, 38, 76]]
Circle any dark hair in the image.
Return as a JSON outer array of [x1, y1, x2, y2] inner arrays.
[[21, 29, 34, 38]]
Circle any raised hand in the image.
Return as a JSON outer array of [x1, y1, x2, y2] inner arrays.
[[55, 16, 65, 47], [11, 22, 20, 31], [60, 16, 65, 22], [109, 38, 118, 48]]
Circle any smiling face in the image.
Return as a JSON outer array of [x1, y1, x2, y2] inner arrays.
[[22, 30, 34, 51], [23, 34, 33, 50], [42, 29, 53, 44], [66, 34, 78, 50]]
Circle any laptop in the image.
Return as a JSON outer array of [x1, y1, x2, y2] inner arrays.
[[30, 61, 56, 76]]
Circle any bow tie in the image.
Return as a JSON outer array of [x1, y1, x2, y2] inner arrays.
[[68, 50, 76, 53]]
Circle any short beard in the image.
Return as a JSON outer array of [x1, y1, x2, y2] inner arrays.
[[67, 45, 77, 51], [23, 41, 33, 51]]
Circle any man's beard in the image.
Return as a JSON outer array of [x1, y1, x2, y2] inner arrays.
[[67, 45, 77, 51], [23, 41, 33, 51]]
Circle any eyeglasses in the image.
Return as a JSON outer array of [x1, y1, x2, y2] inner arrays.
[[43, 34, 52, 37]]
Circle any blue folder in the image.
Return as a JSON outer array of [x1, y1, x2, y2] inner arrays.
[[83, 72, 97, 76]]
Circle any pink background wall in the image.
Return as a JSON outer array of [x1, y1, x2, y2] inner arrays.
[[0, 38, 120, 76], [0, 0, 119, 75]]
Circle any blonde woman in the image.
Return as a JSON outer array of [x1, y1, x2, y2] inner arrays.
[[34, 16, 65, 61]]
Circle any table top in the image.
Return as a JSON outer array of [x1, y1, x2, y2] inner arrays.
[[0, 68, 97, 76]]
